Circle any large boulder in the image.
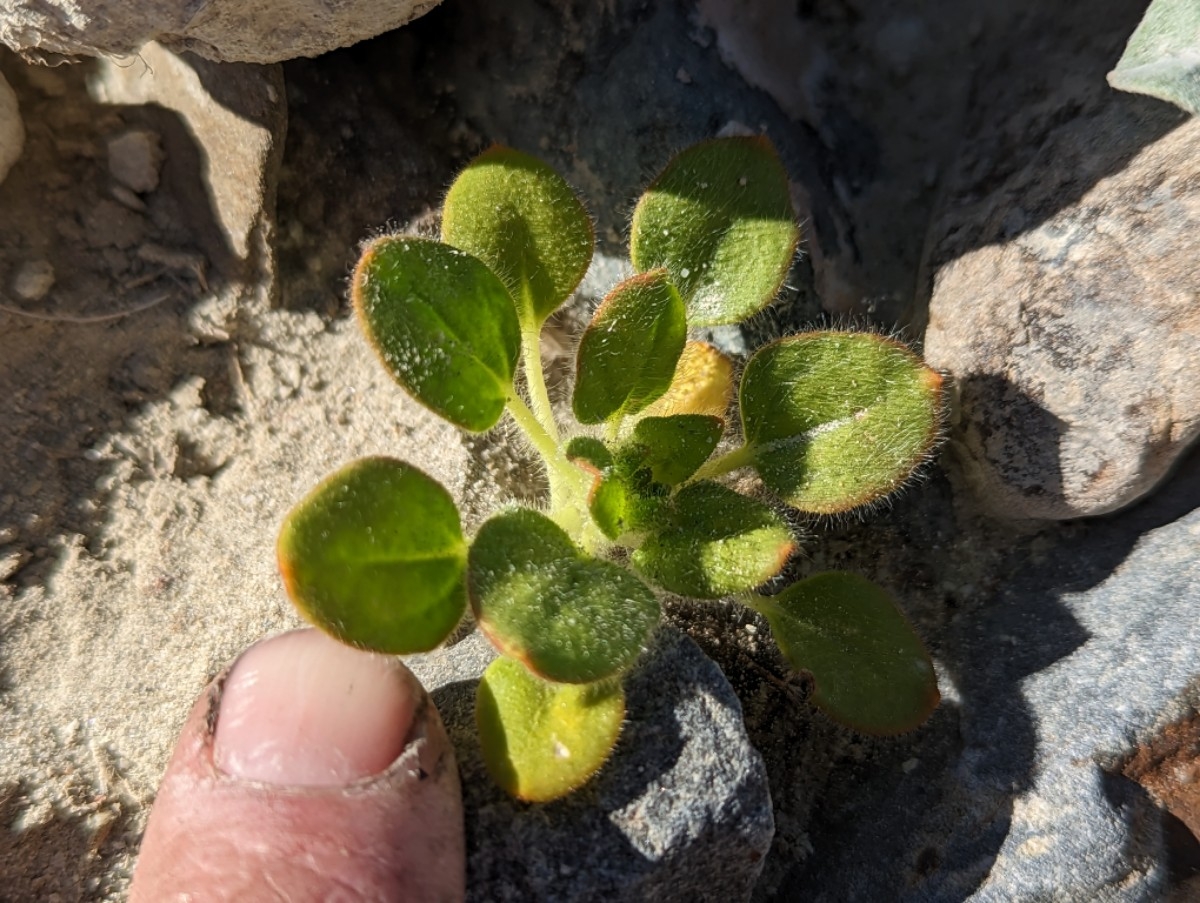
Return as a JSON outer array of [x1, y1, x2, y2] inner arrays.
[[0, 0, 442, 64], [925, 101, 1200, 520]]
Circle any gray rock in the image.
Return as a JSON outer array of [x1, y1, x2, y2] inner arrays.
[[0, 0, 443, 64], [780, 449, 1200, 902], [0, 69, 21, 185], [406, 626, 775, 903], [107, 128, 164, 194], [90, 42, 286, 287], [925, 103, 1200, 520]]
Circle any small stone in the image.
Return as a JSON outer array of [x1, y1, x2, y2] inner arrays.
[[676, 67, 693, 84], [107, 129, 164, 193], [0, 72, 24, 186], [111, 184, 147, 212], [11, 261, 56, 302]]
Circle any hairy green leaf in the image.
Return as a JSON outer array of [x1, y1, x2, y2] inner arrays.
[[632, 481, 794, 598], [753, 572, 940, 735], [353, 236, 520, 432], [278, 458, 467, 654], [740, 332, 943, 514], [476, 658, 625, 802], [1107, 0, 1200, 115], [589, 473, 633, 541], [469, 509, 660, 683], [442, 146, 594, 326], [631, 136, 799, 326], [573, 269, 687, 425], [621, 415, 724, 487], [565, 436, 614, 473]]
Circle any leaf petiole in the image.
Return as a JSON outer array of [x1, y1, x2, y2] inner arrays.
[[689, 443, 756, 482], [519, 309, 560, 445]]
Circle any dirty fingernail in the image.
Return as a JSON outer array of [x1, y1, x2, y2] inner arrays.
[[213, 629, 418, 786]]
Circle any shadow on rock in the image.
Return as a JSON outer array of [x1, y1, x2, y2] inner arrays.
[[433, 626, 774, 902]]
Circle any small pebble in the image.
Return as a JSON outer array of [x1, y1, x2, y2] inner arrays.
[[107, 129, 164, 194], [12, 260, 55, 301]]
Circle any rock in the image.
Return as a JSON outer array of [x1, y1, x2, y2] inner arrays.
[[0, 0, 443, 64], [0, 69, 22, 185], [10, 259, 54, 300], [90, 42, 286, 288], [406, 626, 775, 903], [107, 128, 164, 194], [784, 450, 1200, 901], [925, 102, 1200, 520]]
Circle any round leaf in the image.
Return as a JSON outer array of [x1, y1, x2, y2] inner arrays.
[[632, 482, 794, 598], [589, 473, 633, 541], [565, 436, 614, 473], [468, 509, 660, 683], [353, 236, 520, 432], [476, 657, 625, 802], [630, 136, 799, 326], [278, 458, 468, 654], [740, 332, 944, 513], [753, 572, 940, 735], [573, 270, 686, 425], [442, 146, 594, 326], [642, 340, 735, 420]]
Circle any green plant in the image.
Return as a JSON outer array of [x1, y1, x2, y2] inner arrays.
[[277, 137, 945, 802]]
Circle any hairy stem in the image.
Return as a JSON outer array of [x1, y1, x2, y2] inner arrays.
[[690, 443, 756, 482], [521, 322, 560, 444]]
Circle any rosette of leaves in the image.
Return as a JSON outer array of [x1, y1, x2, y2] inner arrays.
[[277, 137, 945, 803]]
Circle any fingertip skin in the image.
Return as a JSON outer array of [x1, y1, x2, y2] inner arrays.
[[132, 664, 465, 903]]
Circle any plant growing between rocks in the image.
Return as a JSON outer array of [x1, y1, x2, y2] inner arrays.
[[276, 137, 945, 802]]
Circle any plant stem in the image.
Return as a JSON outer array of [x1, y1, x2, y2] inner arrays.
[[603, 414, 623, 445], [507, 391, 560, 467], [507, 392, 592, 523], [690, 443, 756, 482], [520, 321, 560, 444]]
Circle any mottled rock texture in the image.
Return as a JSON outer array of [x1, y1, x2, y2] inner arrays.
[[0, 0, 442, 64], [926, 103, 1199, 520], [409, 628, 775, 903]]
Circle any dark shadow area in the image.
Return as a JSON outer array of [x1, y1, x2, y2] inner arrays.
[[952, 373, 1068, 514], [757, 426, 1200, 900], [274, 0, 838, 319], [910, 0, 1185, 331], [0, 52, 239, 589]]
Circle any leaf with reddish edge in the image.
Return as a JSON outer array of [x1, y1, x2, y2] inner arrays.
[[442, 145, 594, 327], [740, 331, 944, 514], [278, 457, 467, 655], [352, 236, 520, 433], [572, 269, 686, 425], [631, 136, 799, 326], [468, 509, 660, 683]]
